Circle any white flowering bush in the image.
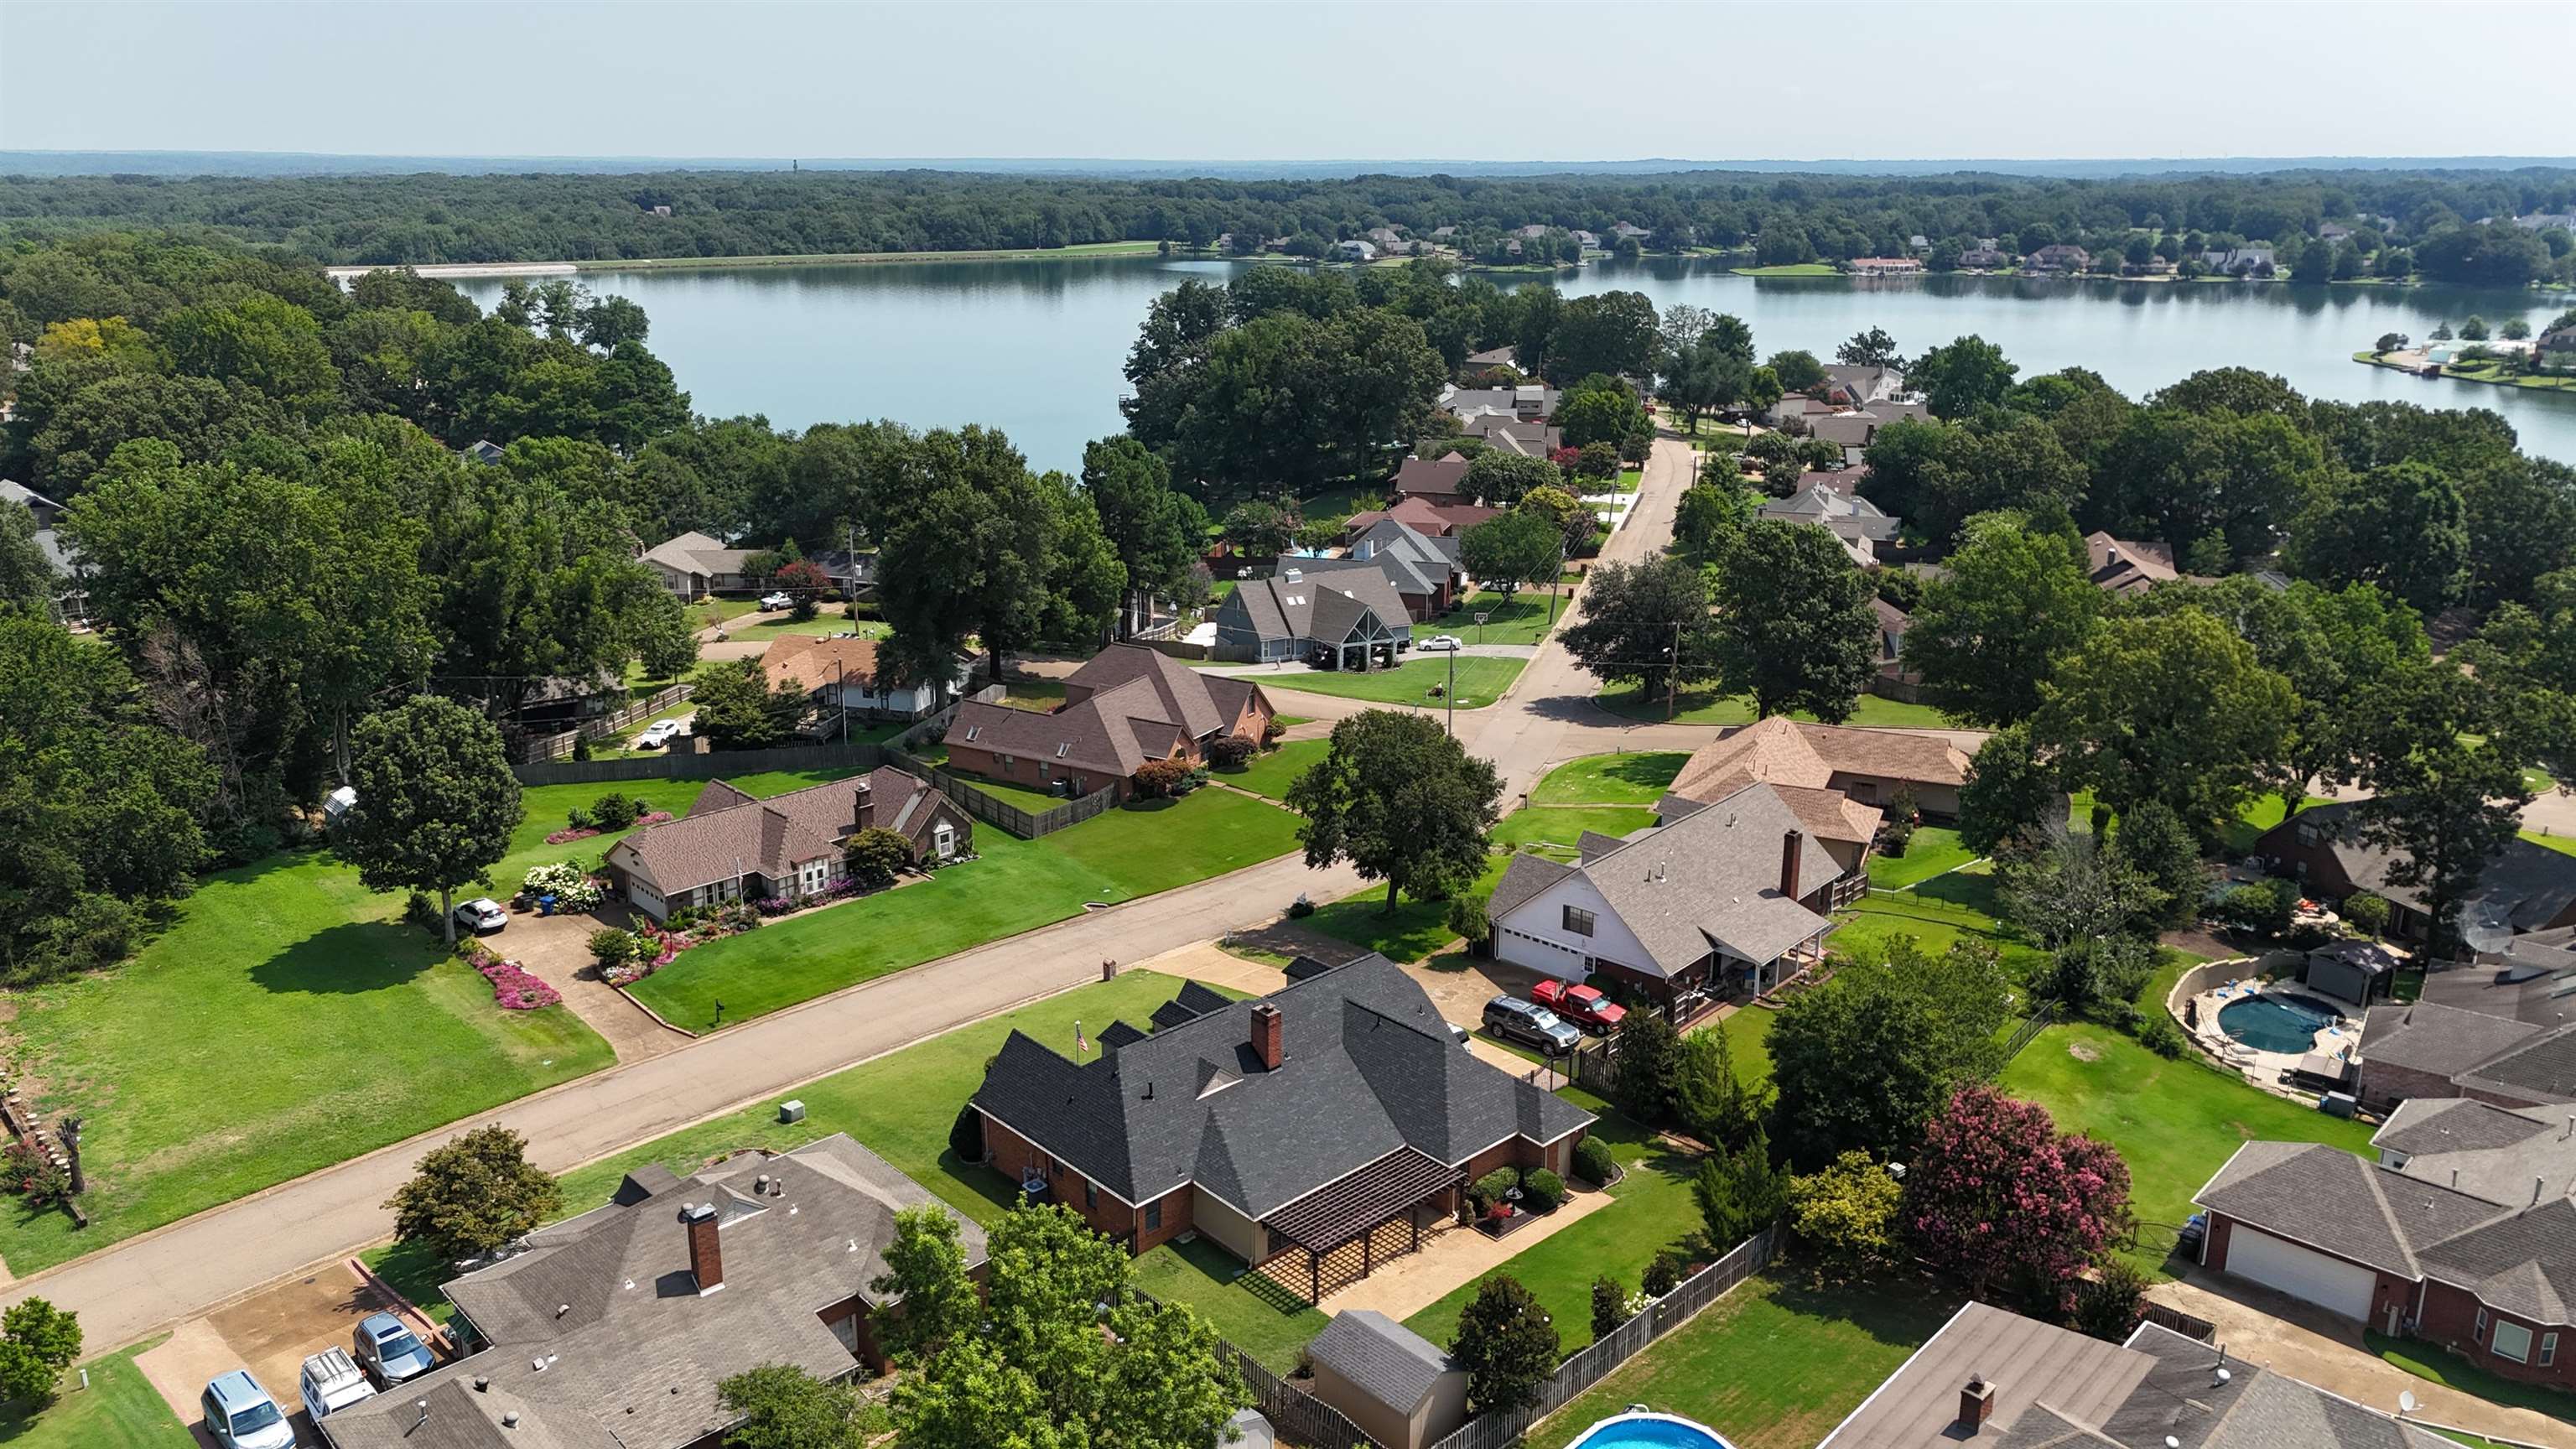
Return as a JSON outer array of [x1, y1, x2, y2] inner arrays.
[[522, 860, 604, 911]]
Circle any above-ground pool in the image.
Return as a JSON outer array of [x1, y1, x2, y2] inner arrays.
[[1567, 1412, 1740, 1449], [2216, 991, 2343, 1054]]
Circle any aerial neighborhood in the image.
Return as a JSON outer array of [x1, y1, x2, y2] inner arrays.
[[7, 23, 2576, 1449]]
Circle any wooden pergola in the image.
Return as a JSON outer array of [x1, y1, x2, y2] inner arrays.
[[1262, 1147, 1462, 1305]]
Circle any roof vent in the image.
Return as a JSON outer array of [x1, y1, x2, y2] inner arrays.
[[502, 1411, 522, 1429], [473, 1377, 490, 1393]]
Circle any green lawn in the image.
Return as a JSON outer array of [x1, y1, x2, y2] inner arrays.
[[1426, 591, 1560, 648], [1717, 1007, 1774, 1089], [2221, 792, 2335, 854], [626, 789, 1303, 1026], [1303, 854, 1516, 963], [2001, 1017, 2379, 1275], [1596, 687, 1957, 730], [1530, 752, 1691, 806], [1251, 657, 1524, 710], [1730, 262, 1840, 277], [1293, 485, 1386, 530], [1217, 739, 1328, 802], [2367, 1333, 2576, 1431], [2523, 830, 2576, 858], [1831, 873, 2049, 982], [0, 1336, 191, 1448], [1404, 1091, 1705, 1357], [937, 768, 1072, 813], [1493, 806, 1656, 859], [999, 678, 1067, 711], [1524, 1273, 1964, 1449], [505, 768, 861, 881], [708, 614, 890, 644], [1134, 1236, 1328, 1374], [1867, 826, 1974, 890]]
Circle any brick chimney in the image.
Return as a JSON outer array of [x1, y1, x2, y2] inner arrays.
[[1779, 828, 1805, 901], [682, 1202, 723, 1295], [1957, 1375, 1995, 1433], [853, 778, 875, 833], [1250, 1003, 1284, 1071]]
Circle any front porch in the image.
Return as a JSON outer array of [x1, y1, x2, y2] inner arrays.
[[1255, 1147, 1462, 1306]]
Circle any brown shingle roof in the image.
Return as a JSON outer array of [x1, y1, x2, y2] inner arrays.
[[948, 645, 1266, 787], [762, 635, 889, 693], [1391, 454, 1472, 499], [606, 768, 959, 896], [1666, 716, 1970, 805]]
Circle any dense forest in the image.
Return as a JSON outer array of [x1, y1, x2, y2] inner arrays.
[[2, 165, 2572, 283]]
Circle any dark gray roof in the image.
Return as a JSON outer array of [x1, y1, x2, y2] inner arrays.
[[1307, 1310, 1455, 1413], [970, 956, 1592, 1216], [2195, 1140, 2497, 1280], [1219, 569, 1410, 649], [2259, 802, 2576, 952], [1488, 852, 1574, 921], [2361, 1000, 2546, 1081]]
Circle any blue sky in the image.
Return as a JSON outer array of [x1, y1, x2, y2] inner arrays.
[[2, 0, 2564, 163]]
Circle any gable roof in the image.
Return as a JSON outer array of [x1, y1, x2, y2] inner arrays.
[[948, 645, 1264, 785], [2257, 801, 2576, 953], [1664, 780, 1883, 847], [609, 774, 877, 894], [1346, 494, 1501, 539], [762, 634, 894, 694], [1222, 569, 1411, 649], [1391, 454, 1471, 499], [1665, 716, 1971, 806], [2085, 531, 2179, 596], [1760, 482, 1901, 539], [641, 531, 756, 579], [1308, 1310, 1455, 1413], [969, 955, 1592, 1216]]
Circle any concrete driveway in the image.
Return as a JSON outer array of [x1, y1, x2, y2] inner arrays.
[[135, 1260, 404, 1447], [498, 905, 689, 1063]]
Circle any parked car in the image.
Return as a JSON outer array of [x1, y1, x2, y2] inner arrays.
[[1418, 635, 1463, 652], [299, 1346, 377, 1422], [634, 718, 685, 750], [201, 1370, 294, 1449], [353, 1310, 436, 1386], [1483, 995, 1582, 1054], [1530, 979, 1628, 1035], [452, 897, 508, 935], [759, 591, 793, 610]]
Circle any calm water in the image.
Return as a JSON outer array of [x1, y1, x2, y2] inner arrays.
[[461, 257, 2576, 470]]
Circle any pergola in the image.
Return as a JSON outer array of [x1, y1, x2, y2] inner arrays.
[[1261, 1147, 1462, 1305]]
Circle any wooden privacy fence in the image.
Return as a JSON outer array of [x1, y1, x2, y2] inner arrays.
[[883, 749, 1119, 839], [1422, 1228, 1777, 1449], [512, 740, 892, 787], [517, 683, 693, 763], [1125, 1290, 1374, 1449]]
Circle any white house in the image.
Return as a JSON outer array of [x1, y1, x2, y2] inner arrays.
[[762, 635, 943, 721]]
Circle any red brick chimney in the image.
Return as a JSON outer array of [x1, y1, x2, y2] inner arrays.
[[682, 1202, 723, 1295], [1779, 828, 1805, 901], [1957, 1375, 1995, 1433], [1250, 1003, 1284, 1071]]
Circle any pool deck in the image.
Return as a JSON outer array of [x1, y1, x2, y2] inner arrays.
[[2184, 979, 2360, 1103]]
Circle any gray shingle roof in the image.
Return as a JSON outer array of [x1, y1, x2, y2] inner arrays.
[[1219, 569, 1411, 651], [2257, 801, 2576, 952], [948, 646, 1263, 785], [970, 956, 1592, 1216], [1308, 1310, 1455, 1413], [2361, 1000, 2546, 1080]]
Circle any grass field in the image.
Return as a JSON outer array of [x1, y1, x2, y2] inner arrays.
[[1595, 687, 1958, 730], [0, 1336, 190, 1448], [937, 768, 1071, 813], [1493, 806, 1657, 858], [1251, 657, 1524, 710], [1426, 590, 1561, 648], [1866, 826, 1975, 890], [2221, 792, 2336, 854], [626, 788, 1303, 1026], [1730, 262, 1841, 277], [1217, 739, 1328, 802], [1305, 854, 1516, 963], [1530, 752, 1690, 806], [707, 614, 890, 645], [1830, 871, 2049, 982], [1522, 1273, 1963, 1449]]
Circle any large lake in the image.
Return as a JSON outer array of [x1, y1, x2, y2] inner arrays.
[[459, 257, 2576, 470]]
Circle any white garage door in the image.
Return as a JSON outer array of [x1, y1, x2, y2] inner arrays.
[[2225, 1225, 2376, 1320]]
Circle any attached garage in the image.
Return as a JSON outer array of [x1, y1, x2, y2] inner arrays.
[[2222, 1224, 2378, 1320]]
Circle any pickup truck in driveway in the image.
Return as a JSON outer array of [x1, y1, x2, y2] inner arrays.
[[1530, 979, 1627, 1035]]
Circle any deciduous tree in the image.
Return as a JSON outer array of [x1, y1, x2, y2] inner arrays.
[[1909, 335, 2018, 418], [1903, 1085, 2131, 1306], [1770, 937, 2012, 1167], [718, 1364, 886, 1449], [1708, 519, 1878, 722], [340, 695, 520, 947], [1459, 511, 1561, 599], [1448, 1275, 1557, 1415], [1905, 513, 2101, 726], [386, 1124, 560, 1265], [1285, 710, 1502, 915], [1559, 556, 1722, 706], [2028, 610, 2296, 830]]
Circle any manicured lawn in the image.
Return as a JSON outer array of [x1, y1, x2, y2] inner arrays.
[[2523, 829, 2576, 858], [1716, 1006, 1774, 1089], [1293, 484, 1385, 529], [1493, 806, 1657, 858], [2001, 1017, 2379, 1275], [1524, 1273, 1965, 1449], [503, 768, 860, 881], [937, 768, 1072, 813], [2221, 792, 2335, 854], [1134, 1236, 1327, 1374], [2367, 1333, 2576, 1431], [1218, 739, 1328, 802], [708, 614, 889, 644], [1614, 467, 1642, 493], [1426, 590, 1560, 648], [1530, 751, 1690, 806], [1866, 826, 1974, 890], [1000, 678, 1066, 711], [1404, 1092, 1705, 1356], [1596, 687, 1957, 730], [559, 971, 1220, 1231], [0, 1335, 191, 1448], [1831, 872, 2049, 982], [1306, 854, 1515, 963], [1253, 657, 1524, 710], [626, 789, 1303, 1026]]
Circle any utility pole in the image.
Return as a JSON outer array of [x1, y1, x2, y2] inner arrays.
[[1666, 621, 1681, 723], [1548, 540, 1566, 627], [1446, 645, 1457, 738], [833, 657, 848, 742]]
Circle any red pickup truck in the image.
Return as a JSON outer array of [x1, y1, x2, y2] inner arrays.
[[1530, 979, 1627, 1035]]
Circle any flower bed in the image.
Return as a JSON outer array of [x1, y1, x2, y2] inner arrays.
[[460, 942, 563, 1010], [543, 810, 672, 845]]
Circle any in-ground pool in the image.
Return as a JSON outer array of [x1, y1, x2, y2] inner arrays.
[[2215, 991, 2343, 1054], [1566, 1412, 1740, 1449]]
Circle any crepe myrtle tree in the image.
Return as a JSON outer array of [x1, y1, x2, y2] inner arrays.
[[338, 694, 522, 946]]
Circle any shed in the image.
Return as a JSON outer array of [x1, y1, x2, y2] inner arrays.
[[1220, 1407, 1275, 1449], [1303, 1310, 1468, 1449], [2306, 938, 2405, 1007]]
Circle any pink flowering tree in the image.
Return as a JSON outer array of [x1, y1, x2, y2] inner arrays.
[[1903, 1084, 2131, 1307]]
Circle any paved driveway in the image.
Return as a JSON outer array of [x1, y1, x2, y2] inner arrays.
[[500, 905, 688, 1063], [134, 1260, 406, 1447]]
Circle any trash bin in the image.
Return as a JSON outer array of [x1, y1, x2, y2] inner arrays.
[[538, 894, 558, 917]]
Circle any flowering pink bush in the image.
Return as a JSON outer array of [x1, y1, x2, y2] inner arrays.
[[543, 811, 672, 845], [477, 957, 563, 1010], [1903, 1084, 2131, 1309]]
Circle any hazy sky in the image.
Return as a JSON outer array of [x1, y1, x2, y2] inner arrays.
[[4, 0, 2568, 163]]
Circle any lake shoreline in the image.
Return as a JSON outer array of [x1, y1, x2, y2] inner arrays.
[[329, 241, 1171, 282], [2352, 350, 2576, 394]]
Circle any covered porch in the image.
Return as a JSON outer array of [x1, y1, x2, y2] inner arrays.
[[1256, 1147, 1462, 1306], [1306, 612, 1403, 672]]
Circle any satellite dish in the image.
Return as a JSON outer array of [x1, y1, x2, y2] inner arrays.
[[2399, 1390, 2418, 1414]]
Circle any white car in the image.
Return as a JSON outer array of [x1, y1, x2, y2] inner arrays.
[[453, 897, 508, 934], [1418, 635, 1464, 652], [634, 719, 685, 750], [759, 591, 794, 611]]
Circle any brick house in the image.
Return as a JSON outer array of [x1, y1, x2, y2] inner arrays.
[[762, 635, 943, 722], [2347, 927, 2576, 1114], [2251, 801, 2576, 953], [966, 956, 1593, 1303], [2195, 1101, 2576, 1386], [603, 771, 971, 923], [941, 644, 1274, 801], [1659, 714, 1972, 822], [1209, 565, 1414, 669], [316, 1135, 984, 1449]]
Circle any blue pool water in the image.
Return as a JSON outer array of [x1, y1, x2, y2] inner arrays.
[[2216, 992, 2341, 1054], [1566, 1413, 1739, 1449]]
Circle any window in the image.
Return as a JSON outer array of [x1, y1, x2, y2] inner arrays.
[[963, 725, 979, 742], [1084, 1182, 1097, 1211], [1145, 1199, 1163, 1231], [1563, 906, 1596, 937], [2544, 1332, 2559, 1367], [2495, 1319, 2534, 1363], [2475, 1307, 2489, 1341]]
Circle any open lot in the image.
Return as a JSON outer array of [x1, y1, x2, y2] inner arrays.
[[1426, 590, 1561, 648], [1244, 656, 1524, 710], [1595, 687, 1956, 730], [625, 787, 1304, 1026]]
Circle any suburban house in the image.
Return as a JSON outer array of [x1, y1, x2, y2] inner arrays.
[[2342, 927, 2576, 1112], [1849, 257, 1924, 276], [1610, 221, 1651, 241], [1389, 453, 1472, 502], [314, 1135, 986, 1449], [966, 955, 1595, 1303], [2204, 244, 2277, 273], [1817, 364, 1906, 407], [1440, 383, 1558, 424], [1959, 245, 2013, 268], [1343, 493, 1499, 541], [1459, 344, 1518, 376], [1303, 517, 1462, 620], [942, 643, 1274, 800], [1363, 226, 1405, 251], [2251, 801, 2576, 953], [1659, 714, 1973, 821], [1210, 565, 1415, 669], [2, 479, 86, 625], [1332, 239, 1379, 262], [605, 771, 972, 922], [2195, 1101, 2576, 1385], [762, 635, 943, 722], [463, 439, 506, 465], [641, 530, 764, 599], [2025, 243, 2094, 273], [1488, 781, 1848, 1021], [1303, 1310, 1468, 1449], [2320, 221, 2357, 242], [2085, 530, 2182, 596], [1758, 481, 1901, 565], [1872, 596, 1915, 688], [1816, 1300, 2449, 1448], [1459, 413, 1561, 458]]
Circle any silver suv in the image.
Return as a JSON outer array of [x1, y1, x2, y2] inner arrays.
[[1483, 995, 1582, 1054], [353, 1311, 435, 1386]]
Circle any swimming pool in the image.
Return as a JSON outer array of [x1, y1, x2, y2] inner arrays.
[[2215, 991, 2342, 1054], [1566, 1412, 1740, 1449]]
